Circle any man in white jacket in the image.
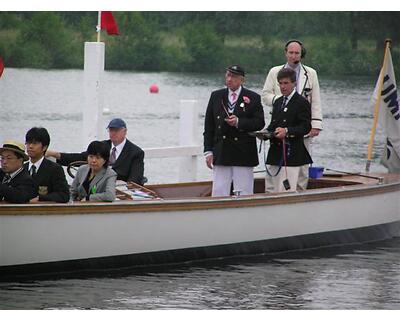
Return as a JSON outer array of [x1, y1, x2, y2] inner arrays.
[[261, 39, 323, 190]]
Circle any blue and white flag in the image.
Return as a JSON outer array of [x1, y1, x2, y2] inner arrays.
[[371, 47, 400, 172]]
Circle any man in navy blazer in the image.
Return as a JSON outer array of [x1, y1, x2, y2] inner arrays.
[[46, 118, 145, 185], [203, 65, 265, 196], [265, 68, 312, 192], [25, 127, 70, 203]]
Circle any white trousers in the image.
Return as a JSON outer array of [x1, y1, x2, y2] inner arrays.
[[212, 165, 254, 197], [265, 165, 300, 193]]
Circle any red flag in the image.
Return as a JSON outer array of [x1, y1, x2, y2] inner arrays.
[[101, 11, 119, 35], [0, 57, 4, 78]]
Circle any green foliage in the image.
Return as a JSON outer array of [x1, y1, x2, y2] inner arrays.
[[11, 12, 81, 69], [1, 11, 400, 76], [107, 12, 163, 71], [181, 22, 224, 72]]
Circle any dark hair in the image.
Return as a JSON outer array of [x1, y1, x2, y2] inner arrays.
[[285, 39, 306, 59], [277, 68, 296, 83], [86, 141, 110, 168], [25, 127, 51, 151]]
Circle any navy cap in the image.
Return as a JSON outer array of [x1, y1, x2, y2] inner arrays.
[[107, 118, 126, 129], [226, 65, 245, 77]]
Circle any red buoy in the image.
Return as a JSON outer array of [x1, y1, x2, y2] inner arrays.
[[149, 84, 159, 93]]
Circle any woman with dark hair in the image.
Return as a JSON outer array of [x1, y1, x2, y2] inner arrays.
[[71, 141, 117, 202]]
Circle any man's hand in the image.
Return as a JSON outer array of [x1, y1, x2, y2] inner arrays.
[[308, 128, 321, 137], [206, 154, 213, 169], [46, 150, 61, 159], [274, 127, 287, 140], [224, 115, 238, 127], [29, 197, 40, 203]]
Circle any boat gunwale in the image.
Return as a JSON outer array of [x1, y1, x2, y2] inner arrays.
[[0, 177, 399, 216]]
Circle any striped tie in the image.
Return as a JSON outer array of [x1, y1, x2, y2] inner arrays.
[[109, 147, 117, 165]]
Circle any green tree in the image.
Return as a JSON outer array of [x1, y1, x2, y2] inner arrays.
[[12, 12, 81, 68], [107, 12, 162, 71], [182, 21, 224, 72]]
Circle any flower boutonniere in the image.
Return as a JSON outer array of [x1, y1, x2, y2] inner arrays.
[[239, 96, 250, 111]]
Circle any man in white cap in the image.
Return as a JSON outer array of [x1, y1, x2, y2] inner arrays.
[[46, 118, 145, 185], [0, 140, 37, 203]]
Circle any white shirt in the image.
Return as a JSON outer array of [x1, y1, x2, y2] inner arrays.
[[284, 89, 296, 105], [28, 156, 44, 172]]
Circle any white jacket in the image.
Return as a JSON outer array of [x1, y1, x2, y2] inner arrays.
[[261, 63, 323, 130]]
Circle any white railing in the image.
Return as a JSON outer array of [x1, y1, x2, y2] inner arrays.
[[143, 100, 202, 182]]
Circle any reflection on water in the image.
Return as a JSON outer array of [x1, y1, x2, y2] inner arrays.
[[0, 69, 398, 310], [0, 239, 399, 309]]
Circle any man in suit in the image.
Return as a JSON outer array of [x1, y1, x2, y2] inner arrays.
[[25, 127, 69, 203], [46, 118, 145, 185], [203, 65, 265, 197], [0, 141, 37, 203], [265, 68, 312, 193], [261, 39, 322, 190]]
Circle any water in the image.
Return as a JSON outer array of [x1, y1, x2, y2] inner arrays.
[[1, 239, 400, 309], [0, 69, 399, 309]]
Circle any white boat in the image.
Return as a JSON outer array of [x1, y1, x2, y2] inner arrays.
[[1, 172, 399, 279]]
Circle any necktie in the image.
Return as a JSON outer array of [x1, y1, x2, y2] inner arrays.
[[109, 147, 117, 165], [2, 174, 11, 184], [31, 165, 37, 176], [281, 97, 288, 110], [231, 92, 237, 104]]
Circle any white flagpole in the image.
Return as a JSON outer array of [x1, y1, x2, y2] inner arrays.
[[366, 39, 391, 172], [97, 11, 101, 42]]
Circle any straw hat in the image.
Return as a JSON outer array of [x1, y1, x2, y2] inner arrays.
[[0, 140, 29, 161]]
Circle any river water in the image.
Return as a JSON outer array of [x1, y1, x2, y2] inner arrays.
[[0, 69, 399, 309]]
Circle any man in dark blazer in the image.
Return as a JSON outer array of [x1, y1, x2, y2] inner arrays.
[[25, 127, 69, 203], [0, 141, 37, 203], [203, 65, 265, 196], [46, 118, 145, 185], [265, 68, 312, 192]]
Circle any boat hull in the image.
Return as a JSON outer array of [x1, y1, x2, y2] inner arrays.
[[0, 176, 399, 279]]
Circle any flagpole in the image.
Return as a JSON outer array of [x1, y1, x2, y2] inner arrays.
[[365, 39, 392, 172], [97, 11, 101, 42]]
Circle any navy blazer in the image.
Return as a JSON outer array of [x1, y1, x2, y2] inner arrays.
[[24, 158, 69, 203], [58, 139, 145, 185], [203, 87, 265, 167], [266, 92, 312, 166], [0, 168, 37, 203]]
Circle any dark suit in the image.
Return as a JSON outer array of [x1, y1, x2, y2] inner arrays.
[[24, 158, 69, 203], [203, 87, 265, 166], [266, 92, 312, 166], [0, 168, 37, 203], [57, 139, 145, 185]]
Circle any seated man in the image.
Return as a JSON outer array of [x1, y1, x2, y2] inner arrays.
[[25, 127, 70, 203], [0, 141, 37, 203], [265, 68, 312, 192], [46, 118, 145, 185]]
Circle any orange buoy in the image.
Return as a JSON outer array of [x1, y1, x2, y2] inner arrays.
[[149, 84, 159, 93]]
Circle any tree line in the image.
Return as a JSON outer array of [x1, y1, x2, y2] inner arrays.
[[0, 11, 399, 76]]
